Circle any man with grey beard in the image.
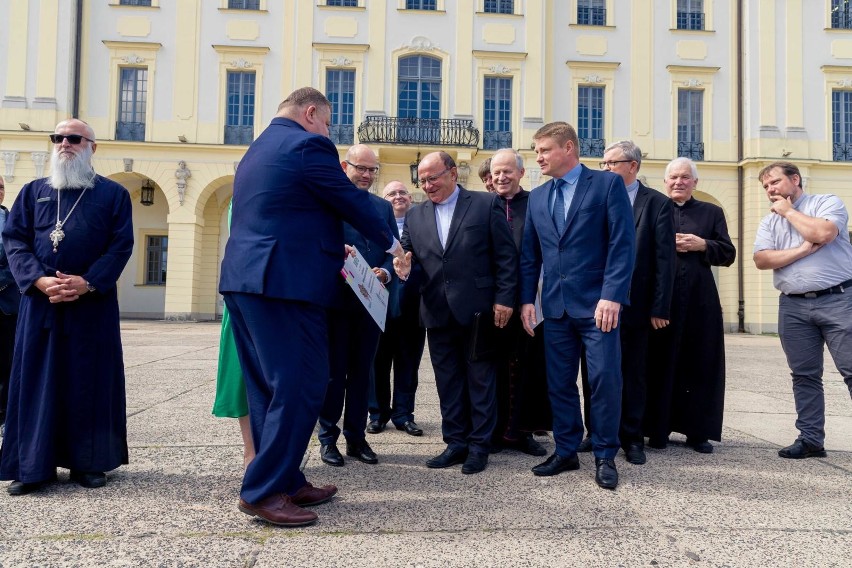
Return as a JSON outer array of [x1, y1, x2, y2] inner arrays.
[[0, 119, 134, 496]]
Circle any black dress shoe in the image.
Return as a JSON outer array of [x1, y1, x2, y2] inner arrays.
[[396, 421, 423, 437], [686, 438, 714, 454], [346, 440, 379, 464], [624, 442, 647, 465], [366, 420, 387, 434], [461, 451, 488, 474], [7, 480, 45, 496], [426, 447, 468, 469], [577, 436, 593, 453], [70, 471, 107, 489], [647, 436, 669, 449], [320, 443, 345, 467], [531, 453, 580, 476], [594, 457, 618, 489], [778, 439, 827, 459], [504, 434, 547, 456]]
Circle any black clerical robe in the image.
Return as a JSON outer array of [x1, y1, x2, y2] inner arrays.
[[0, 176, 133, 482], [645, 197, 736, 442]]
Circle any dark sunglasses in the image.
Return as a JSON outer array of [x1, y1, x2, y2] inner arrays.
[[49, 134, 95, 145]]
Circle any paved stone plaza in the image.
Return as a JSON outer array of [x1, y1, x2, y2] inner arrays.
[[0, 321, 850, 567]]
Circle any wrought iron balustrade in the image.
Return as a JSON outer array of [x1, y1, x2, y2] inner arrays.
[[676, 11, 705, 30], [677, 141, 705, 161], [577, 6, 606, 26], [224, 125, 254, 146], [357, 116, 480, 147], [579, 138, 605, 157], [483, 130, 512, 150], [116, 121, 145, 142], [833, 142, 852, 161], [329, 124, 355, 146]]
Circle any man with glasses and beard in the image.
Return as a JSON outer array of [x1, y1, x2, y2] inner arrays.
[[0, 119, 133, 495]]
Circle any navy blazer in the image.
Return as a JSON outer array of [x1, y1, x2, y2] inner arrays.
[[219, 118, 395, 307], [520, 165, 635, 319], [401, 187, 517, 328], [621, 182, 676, 327]]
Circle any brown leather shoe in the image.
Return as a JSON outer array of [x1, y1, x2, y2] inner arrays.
[[290, 482, 338, 507], [238, 494, 318, 527]]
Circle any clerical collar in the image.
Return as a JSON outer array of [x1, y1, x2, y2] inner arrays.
[[437, 186, 460, 207]]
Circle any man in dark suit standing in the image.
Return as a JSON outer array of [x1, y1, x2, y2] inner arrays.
[[577, 141, 676, 465], [520, 122, 635, 490], [0, 175, 19, 438], [220, 88, 403, 527], [318, 145, 398, 468], [394, 151, 517, 475], [369, 181, 426, 438]]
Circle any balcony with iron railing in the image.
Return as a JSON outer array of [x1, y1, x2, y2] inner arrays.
[[676, 11, 705, 30], [116, 121, 145, 142], [833, 142, 852, 161], [357, 116, 480, 147], [577, 6, 606, 26], [329, 124, 355, 146], [483, 130, 512, 150], [579, 138, 606, 157], [678, 141, 705, 161], [224, 125, 254, 145]]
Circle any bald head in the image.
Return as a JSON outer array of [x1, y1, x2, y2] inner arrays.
[[382, 180, 412, 217], [341, 144, 379, 190], [56, 118, 96, 142]]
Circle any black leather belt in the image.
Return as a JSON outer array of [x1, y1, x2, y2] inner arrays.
[[787, 278, 852, 299]]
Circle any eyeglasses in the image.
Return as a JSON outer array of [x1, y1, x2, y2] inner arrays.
[[345, 161, 379, 175], [418, 168, 451, 186], [384, 189, 410, 197], [49, 134, 95, 145], [599, 160, 633, 169]]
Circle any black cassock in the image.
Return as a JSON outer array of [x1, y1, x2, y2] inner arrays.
[[645, 197, 735, 442], [0, 176, 133, 483]]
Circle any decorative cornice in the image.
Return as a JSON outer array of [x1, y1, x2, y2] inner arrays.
[[401, 35, 439, 52]]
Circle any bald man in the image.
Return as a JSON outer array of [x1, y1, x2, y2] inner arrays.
[[317, 144, 399, 468], [1, 119, 134, 495]]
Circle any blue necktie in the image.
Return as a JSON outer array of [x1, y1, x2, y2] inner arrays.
[[552, 178, 566, 235]]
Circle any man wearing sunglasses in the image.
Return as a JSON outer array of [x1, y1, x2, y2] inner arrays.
[[1, 119, 134, 496], [394, 151, 517, 475], [317, 145, 397, 468]]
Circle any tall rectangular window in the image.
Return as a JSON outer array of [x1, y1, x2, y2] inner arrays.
[[406, 0, 436, 9], [327, 0, 358, 5], [145, 236, 168, 286], [831, 0, 852, 29], [119, 0, 152, 5], [577, 0, 606, 26], [116, 67, 147, 141], [677, 89, 704, 161], [228, 0, 260, 9], [677, 0, 705, 30], [327, 69, 355, 146], [225, 71, 255, 145], [484, 0, 513, 14], [832, 91, 852, 160], [577, 86, 604, 157], [483, 77, 512, 150]]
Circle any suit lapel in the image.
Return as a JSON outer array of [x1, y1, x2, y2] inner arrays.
[[561, 165, 591, 237], [420, 198, 442, 253], [633, 183, 650, 227], [444, 187, 471, 251]]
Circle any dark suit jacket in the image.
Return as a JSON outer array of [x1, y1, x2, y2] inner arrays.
[[219, 117, 395, 306], [0, 206, 19, 316], [335, 193, 398, 311], [520, 165, 635, 318], [401, 187, 517, 329], [621, 183, 676, 327]]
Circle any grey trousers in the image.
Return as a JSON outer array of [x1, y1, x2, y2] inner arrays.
[[778, 291, 852, 447]]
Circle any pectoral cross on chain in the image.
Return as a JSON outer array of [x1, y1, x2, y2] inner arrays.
[[50, 222, 65, 253]]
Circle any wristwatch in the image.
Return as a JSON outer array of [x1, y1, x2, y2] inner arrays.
[[86, 281, 96, 293]]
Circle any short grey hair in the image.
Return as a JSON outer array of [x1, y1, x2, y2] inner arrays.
[[491, 148, 524, 170], [604, 140, 642, 169], [664, 156, 699, 180]]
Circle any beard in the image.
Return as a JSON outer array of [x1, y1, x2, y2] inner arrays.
[[49, 144, 96, 190]]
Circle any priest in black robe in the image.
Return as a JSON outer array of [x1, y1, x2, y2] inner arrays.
[[1, 119, 133, 495], [645, 158, 735, 453]]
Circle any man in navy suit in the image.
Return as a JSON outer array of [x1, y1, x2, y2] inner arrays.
[[220, 88, 404, 527], [394, 151, 517, 475], [520, 122, 635, 490], [318, 144, 398, 468], [578, 140, 676, 466]]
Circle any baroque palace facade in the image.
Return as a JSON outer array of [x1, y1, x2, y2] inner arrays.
[[1, 0, 852, 332]]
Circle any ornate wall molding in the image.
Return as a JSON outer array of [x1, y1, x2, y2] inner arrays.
[[401, 35, 439, 52], [175, 161, 191, 205], [230, 58, 253, 69], [123, 158, 134, 173], [121, 54, 145, 64], [489, 64, 511, 74], [2, 152, 19, 182], [31, 152, 49, 178]]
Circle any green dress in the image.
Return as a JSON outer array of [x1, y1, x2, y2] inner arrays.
[[212, 203, 248, 418]]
